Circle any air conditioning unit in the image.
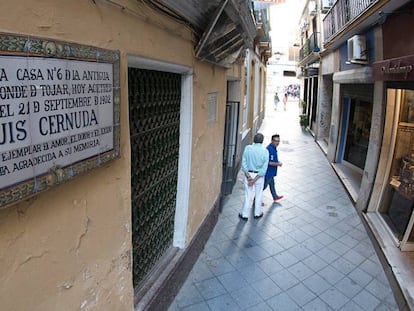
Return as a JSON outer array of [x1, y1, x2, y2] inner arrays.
[[347, 35, 368, 64]]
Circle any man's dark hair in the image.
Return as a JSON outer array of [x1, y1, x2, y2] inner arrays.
[[271, 134, 280, 140], [253, 133, 264, 143]]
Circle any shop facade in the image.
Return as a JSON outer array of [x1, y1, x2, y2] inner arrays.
[[319, 28, 376, 203], [314, 0, 414, 306], [364, 1, 414, 253], [367, 87, 414, 251], [357, 1, 414, 306]]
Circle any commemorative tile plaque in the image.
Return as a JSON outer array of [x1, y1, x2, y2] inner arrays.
[[0, 33, 120, 207]]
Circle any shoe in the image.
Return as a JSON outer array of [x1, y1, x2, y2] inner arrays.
[[274, 196, 284, 202], [238, 213, 248, 221], [254, 213, 264, 219]]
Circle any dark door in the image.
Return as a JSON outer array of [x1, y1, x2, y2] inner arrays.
[[222, 101, 240, 195], [128, 68, 181, 287]]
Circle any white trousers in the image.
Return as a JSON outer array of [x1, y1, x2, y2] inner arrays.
[[240, 174, 264, 218]]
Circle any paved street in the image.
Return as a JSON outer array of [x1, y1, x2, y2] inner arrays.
[[168, 97, 400, 311]]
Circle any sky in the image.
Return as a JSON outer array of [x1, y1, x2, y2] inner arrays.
[[269, 0, 305, 54]]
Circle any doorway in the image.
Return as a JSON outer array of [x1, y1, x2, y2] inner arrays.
[[338, 97, 372, 171], [333, 91, 372, 201], [222, 101, 240, 195], [128, 68, 181, 287], [222, 80, 241, 195]]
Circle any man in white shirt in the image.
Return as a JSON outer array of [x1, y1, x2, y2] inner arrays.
[[239, 133, 269, 220]]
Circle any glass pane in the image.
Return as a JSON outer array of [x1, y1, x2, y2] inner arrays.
[[399, 90, 414, 124], [381, 89, 414, 241], [343, 99, 372, 169]]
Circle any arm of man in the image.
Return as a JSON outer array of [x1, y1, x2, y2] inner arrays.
[[256, 149, 269, 179], [241, 146, 253, 181], [241, 146, 249, 173], [247, 149, 268, 185], [268, 148, 282, 167], [269, 161, 282, 167]]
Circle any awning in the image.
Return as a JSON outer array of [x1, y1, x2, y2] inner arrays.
[[158, 0, 257, 67]]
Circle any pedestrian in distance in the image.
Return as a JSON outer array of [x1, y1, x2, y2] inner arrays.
[[263, 134, 283, 204], [274, 92, 280, 110], [239, 133, 269, 220], [283, 93, 288, 111]]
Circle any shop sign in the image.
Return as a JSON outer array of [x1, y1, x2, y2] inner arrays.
[[0, 33, 120, 207], [373, 55, 414, 81]]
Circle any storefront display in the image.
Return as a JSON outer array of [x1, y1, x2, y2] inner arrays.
[[380, 89, 414, 246]]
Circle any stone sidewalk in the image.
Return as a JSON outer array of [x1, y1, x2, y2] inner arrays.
[[168, 99, 400, 310]]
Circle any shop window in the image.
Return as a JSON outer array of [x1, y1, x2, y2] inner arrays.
[[381, 90, 414, 243], [341, 98, 372, 170]]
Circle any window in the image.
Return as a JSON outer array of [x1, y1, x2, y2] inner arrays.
[[343, 98, 372, 170]]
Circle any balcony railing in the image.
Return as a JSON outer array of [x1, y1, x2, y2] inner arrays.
[[323, 0, 374, 42], [299, 32, 320, 62]]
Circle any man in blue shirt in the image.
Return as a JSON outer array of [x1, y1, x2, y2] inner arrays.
[[239, 133, 269, 220], [263, 134, 283, 203]]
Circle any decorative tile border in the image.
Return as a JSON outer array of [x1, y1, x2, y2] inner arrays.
[[0, 32, 121, 208]]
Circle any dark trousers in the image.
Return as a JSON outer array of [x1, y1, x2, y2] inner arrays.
[[263, 177, 278, 199]]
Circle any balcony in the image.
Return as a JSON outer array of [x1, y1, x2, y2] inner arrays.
[[298, 32, 320, 65], [323, 0, 374, 43]]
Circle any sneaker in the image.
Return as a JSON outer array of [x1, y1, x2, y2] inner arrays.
[[274, 196, 284, 202]]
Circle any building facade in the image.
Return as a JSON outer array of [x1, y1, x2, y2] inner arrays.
[[0, 1, 270, 310], [297, 0, 414, 308]]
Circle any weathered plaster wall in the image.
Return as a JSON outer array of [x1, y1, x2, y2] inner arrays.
[[325, 50, 340, 163], [357, 26, 385, 212], [357, 80, 385, 211], [0, 0, 225, 310], [0, 164, 132, 311], [317, 75, 333, 142], [187, 61, 227, 240]]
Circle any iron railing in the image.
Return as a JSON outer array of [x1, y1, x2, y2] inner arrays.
[[299, 32, 320, 62], [323, 0, 375, 42]]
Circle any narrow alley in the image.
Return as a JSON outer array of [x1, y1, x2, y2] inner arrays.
[[168, 96, 401, 311]]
